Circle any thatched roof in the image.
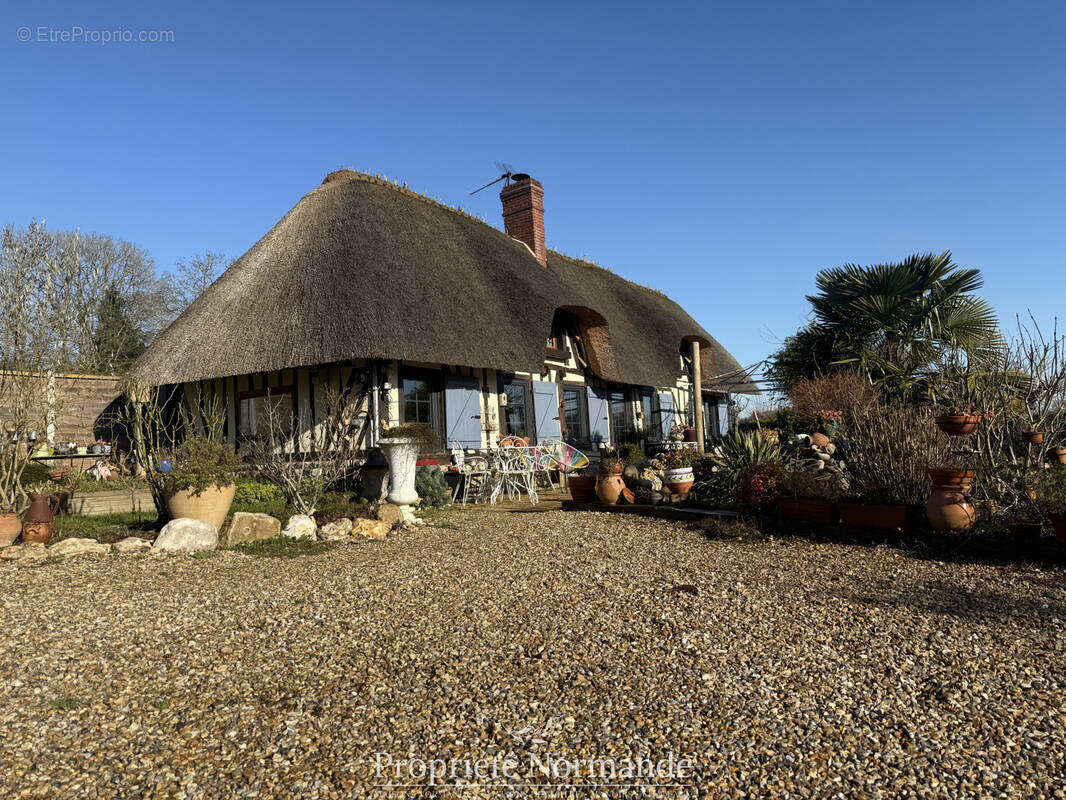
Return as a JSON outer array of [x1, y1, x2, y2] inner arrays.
[[133, 170, 757, 393]]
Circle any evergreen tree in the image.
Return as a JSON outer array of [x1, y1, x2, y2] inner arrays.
[[92, 285, 146, 372]]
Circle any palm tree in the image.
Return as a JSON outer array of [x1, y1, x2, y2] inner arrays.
[[771, 252, 1000, 395]]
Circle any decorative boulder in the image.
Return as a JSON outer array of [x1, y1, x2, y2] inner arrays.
[[152, 518, 218, 554], [282, 514, 317, 541], [353, 518, 391, 540], [375, 503, 405, 526], [319, 518, 354, 541], [112, 537, 152, 554], [49, 537, 110, 557], [220, 512, 282, 547]]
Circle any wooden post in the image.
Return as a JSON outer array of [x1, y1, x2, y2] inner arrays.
[[692, 340, 705, 453]]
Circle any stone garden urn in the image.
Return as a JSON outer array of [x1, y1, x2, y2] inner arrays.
[[380, 437, 420, 505]]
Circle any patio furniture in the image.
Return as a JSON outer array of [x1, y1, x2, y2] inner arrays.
[[450, 445, 492, 504]]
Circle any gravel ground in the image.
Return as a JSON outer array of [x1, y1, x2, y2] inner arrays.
[[1, 509, 1064, 799]]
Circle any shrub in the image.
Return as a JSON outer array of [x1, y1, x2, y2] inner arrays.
[[166, 438, 240, 497], [739, 463, 786, 510], [660, 449, 699, 470], [1039, 466, 1066, 516], [616, 443, 646, 468], [233, 477, 285, 506], [791, 374, 879, 429], [312, 491, 368, 525], [707, 430, 783, 494], [381, 423, 437, 447], [415, 466, 452, 508], [778, 466, 842, 501]]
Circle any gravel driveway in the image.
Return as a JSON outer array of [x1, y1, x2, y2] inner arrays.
[[1, 510, 1064, 798]]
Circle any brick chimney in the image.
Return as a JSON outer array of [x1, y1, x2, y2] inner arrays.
[[500, 174, 547, 267]]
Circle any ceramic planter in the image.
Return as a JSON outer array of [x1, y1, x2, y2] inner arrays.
[[380, 437, 420, 505], [568, 475, 597, 503], [0, 513, 21, 547], [663, 467, 694, 496], [838, 502, 910, 531], [935, 414, 980, 437], [21, 493, 60, 544], [778, 497, 838, 525], [167, 483, 236, 530], [595, 474, 625, 505], [925, 468, 976, 532]]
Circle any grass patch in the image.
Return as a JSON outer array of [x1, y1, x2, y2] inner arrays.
[[231, 498, 291, 519], [434, 521, 461, 530], [191, 549, 217, 559], [53, 512, 158, 544], [234, 536, 333, 558], [48, 697, 86, 711]]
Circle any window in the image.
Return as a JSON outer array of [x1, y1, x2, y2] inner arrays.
[[501, 377, 531, 437], [561, 385, 588, 444], [641, 389, 661, 440], [402, 377, 433, 425], [608, 390, 633, 444], [238, 389, 294, 446]]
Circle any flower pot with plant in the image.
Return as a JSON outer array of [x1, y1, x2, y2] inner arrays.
[[596, 455, 626, 504], [934, 403, 982, 437], [165, 437, 240, 530], [660, 449, 698, 496], [380, 423, 436, 506]]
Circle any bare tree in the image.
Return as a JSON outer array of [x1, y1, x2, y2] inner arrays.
[[245, 389, 362, 515], [165, 251, 229, 315]]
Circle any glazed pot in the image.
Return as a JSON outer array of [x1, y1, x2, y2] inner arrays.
[[166, 483, 236, 530], [0, 513, 21, 547], [21, 493, 60, 544], [935, 414, 980, 437], [925, 468, 976, 532], [595, 474, 625, 505], [1049, 447, 1066, 465], [778, 497, 838, 525], [568, 475, 597, 503], [663, 467, 695, 496], [1051, 514, 1066, 544], [380, 437, 420, 505]]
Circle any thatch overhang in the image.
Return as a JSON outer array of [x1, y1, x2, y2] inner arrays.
[[132, 170, 757, 393]]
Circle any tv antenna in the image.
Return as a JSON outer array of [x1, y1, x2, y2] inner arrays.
[[469, 162, 515, 195]]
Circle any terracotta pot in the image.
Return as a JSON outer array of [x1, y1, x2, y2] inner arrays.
[[166, 483, 236, 530], [682, 426, 698, 442], [1051, 514, 1066, 544], [598, 461, 624, 476], [935, 414, 980, 437], [778, 497, 838, 524], [0, 513, 21, 547], [838, 502, 910, 531], [926, 468, 976, 532], [1022, 430, 1044, 445], [663, 467, 694, 496], [1049, 447, 1066, 465], [595, 474, 625, 505], [21, 493, 60, 544], [568, 475, 597, 503]]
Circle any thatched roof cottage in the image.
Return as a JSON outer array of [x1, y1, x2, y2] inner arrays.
[[132, 170, 755, 454]]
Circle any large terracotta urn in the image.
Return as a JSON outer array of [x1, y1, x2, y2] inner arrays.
[[1, 513, 24, 546], [381, 437, 420, 505], [167, 484, 236, 530], [21, 493, 60, 544], [926, 468, 977, 532], [595, 474, 625, 505]]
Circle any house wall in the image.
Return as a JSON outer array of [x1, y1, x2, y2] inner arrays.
[[175, 336, 732, 457]]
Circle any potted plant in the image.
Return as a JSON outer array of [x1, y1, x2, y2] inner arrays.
[[660, 449, 697, 496], [595, 455, 626, 504], [776, 467, 841, 524], [934, 403, 982, 437], [1049, 446, 1066, 465], [380, 423, 436, 506], [165, 437, 240, 529], [1039, 465, 1066, 543], [568, 468, 597, 503]]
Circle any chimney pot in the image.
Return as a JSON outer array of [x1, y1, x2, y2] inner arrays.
[[500, 175, 547, 267]]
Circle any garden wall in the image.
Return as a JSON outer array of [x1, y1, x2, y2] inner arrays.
[[0, 372, 124, 446]]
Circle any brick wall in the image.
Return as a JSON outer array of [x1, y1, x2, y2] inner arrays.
[[0, 373, 124, 446]]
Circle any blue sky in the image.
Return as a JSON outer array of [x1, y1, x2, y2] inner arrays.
[[3, 1, 1064, 382]]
